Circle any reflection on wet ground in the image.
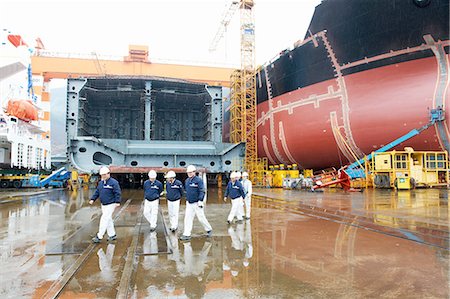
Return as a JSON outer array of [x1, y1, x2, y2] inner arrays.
[[0, 187, 448, 298], [255, 188, 450, 248]]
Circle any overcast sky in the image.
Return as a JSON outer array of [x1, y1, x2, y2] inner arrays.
[[1, 0, 321, 66]]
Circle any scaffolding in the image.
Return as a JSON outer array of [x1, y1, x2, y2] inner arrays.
[[230, 70, 244, 144], [212, 0, 267, 184], [229, 1, 265, 184]]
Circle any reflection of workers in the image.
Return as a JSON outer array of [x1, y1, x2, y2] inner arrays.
[[90, 166, 121, 243], [180, 241, 212, 298], [224, 172, 246, 224], [142, 231, 159, 270], [180, 240, 211, 299], [97, 243, 116, 282], [243, 219, 253, 268], [180, 165, 212, 241], [181, 240, 212, 277], [165, 170, 183, 233], [241, 172, 253, 219], [227, 222, 245, 278], [229, 221, 244, 250], [143, 170, 163, 232], [184, 276, 206, 299]]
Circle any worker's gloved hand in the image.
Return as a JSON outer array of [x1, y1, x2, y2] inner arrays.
[[160, 191, 165, 196], [223, 197, 227, 202], [89, 200, 94, 205], [198, 201, 204, 208], [115, 203, 120, 207]]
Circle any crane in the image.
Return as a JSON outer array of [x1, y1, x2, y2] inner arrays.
[[209, 1, 240, 53], [210, 0, 266, 184]]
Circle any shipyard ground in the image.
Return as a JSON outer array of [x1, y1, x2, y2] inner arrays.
[[1, 187, 448, 298]]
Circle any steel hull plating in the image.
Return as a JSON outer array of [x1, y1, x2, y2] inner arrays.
[[257, 56, 450, 169], [255, 0, 449, 169]]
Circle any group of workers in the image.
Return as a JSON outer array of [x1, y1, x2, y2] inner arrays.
[[89, 164, 253, 243]]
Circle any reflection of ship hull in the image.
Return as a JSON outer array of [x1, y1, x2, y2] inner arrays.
[[255, 0, 449, 169], [256, 217, 448, 297]]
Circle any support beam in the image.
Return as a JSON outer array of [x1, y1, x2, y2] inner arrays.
[[145, 81, 152, 141]]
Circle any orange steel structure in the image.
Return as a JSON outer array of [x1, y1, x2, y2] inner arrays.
[[31, 51, 234, 87]]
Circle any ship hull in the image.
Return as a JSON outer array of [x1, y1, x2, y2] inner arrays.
[[255, 0, 449, 170], [257, 56, 449, 169]]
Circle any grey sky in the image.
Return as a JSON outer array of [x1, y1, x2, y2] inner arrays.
[[2, 0, 320, 66]]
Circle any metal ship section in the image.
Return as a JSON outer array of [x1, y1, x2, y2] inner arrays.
[[67, 77, 243, 173]]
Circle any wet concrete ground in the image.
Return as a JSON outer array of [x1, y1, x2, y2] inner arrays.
[[254, 188, 450, 248], [0, 187, 448, 298]]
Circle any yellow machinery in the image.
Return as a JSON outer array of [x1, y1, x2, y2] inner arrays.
[[396, 177, 411, 190], [370, 148, 449, 189], [286, 164, 300, 179], [267, 164, 300, 188], [68, 170, 79, 190], [303, 169, 314, 178]]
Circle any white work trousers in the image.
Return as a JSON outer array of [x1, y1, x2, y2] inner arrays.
[[143, 199, 159, 228], [244, 195, 251, 218], [228, 197, 244, 222], [97, 203, 117, 239], [183, 202, 212, 237], [167, 200, 180, 230]]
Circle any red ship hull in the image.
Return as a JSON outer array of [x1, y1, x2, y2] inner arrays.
[[257, 56, 450, 169]]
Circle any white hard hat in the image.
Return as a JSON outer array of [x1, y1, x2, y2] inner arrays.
[[186, 165, 196, 173], [222, 263, 230, 271], [242, 172, 249, 177], [231, 270, 239, 277], [243, 260, 249, 267], [148, 170, 157, 179], [236, 171, 242, 178], [165, 170, 176, 178], [230, 171, 237, 179], [99, 166, 110, 175]]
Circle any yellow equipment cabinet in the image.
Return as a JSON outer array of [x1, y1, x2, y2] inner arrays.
[[71, 170, 79, 182], [271, 171, 284, 187], [303, 169, 314, 178], [268, 164, 300, 187], [374, 154, 392, 170], [396, 177, 411, 190]]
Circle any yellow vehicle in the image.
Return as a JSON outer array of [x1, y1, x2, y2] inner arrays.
[[370, 148, 449, 189]]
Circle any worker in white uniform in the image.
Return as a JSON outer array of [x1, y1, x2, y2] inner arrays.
[[165, 170, 183, 232], [224, 171, 246, 224], [241, 171, 253, 219], [179, 165, 213, 241], [235, 171, 245, 219], [90, 166, 121, 243], [143, 170, 163, 232]]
